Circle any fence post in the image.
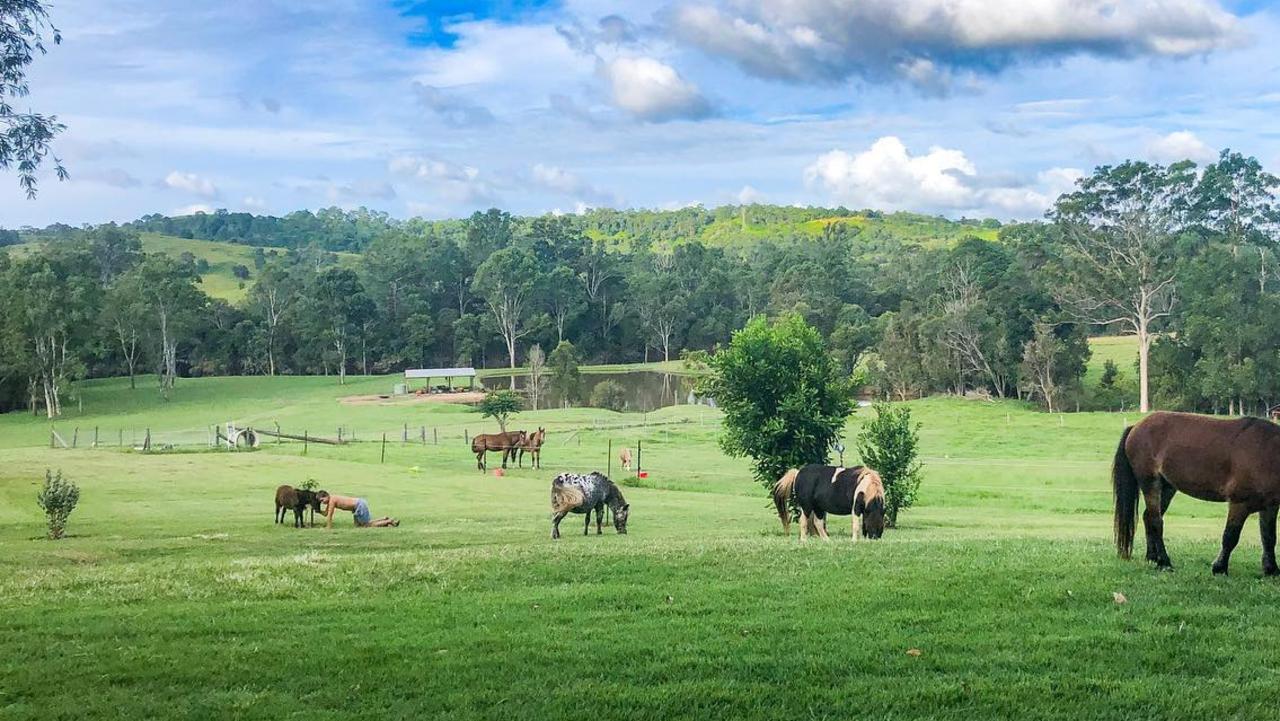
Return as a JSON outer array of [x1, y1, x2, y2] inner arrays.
[[434, 428, 438, 445], [338, 427, 344, 443], [381, 433, 387, 464], [143, 428, 151, 452], [403, 424, 408, 443], [608, 438, 612, 478], [72, 427, 78, 448], [637, 440, 642, 474], [304, 431, 308, 456], [276, 423, 282, 444], [119, 428, 123, 447], [421, 426, 426, 445], [464, 429, 469, 444], [50, 430, 54, 449], [94, 426, 99, 448]]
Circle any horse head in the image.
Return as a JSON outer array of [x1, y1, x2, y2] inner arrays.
[[854, 469, 886, 539]]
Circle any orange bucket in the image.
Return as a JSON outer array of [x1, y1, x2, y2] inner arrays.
[[493, 468, 505, 478]]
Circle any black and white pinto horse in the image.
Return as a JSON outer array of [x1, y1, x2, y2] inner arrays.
[[550, 471, 630, 539], [772, 464, 886, 540]]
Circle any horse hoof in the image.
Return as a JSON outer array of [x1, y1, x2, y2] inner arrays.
[[1211, 564, 1228, 576]]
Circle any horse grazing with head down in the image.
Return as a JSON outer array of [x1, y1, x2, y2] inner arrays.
[[471, 430, 527, 471], [1114, 411, 1280, 575], [773, 464, 886, 541], [518, 427, 546, 469], [550, 471, 630, 539]]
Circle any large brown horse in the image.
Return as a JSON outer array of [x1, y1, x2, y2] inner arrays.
[[471, 430, 526, 471], [1114, 411, 1280, 575]]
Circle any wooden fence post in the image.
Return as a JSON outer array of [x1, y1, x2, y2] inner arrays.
[[434, 428, 438, 445], [143, 428, 151, 452], [381, 433, 387, 464], [94, 426, 99, 448], [608, 438, 612, 478], [304, 431, 309, 456], [637, 440, 642, 474], [403, 424, 408, 443], [464, 429, 469, 444], [420, 426, 426, 444], [72, 427, 78, 448]]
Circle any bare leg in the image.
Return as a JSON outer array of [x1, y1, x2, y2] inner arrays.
[[1212, 502, 1252, 575], [1141, 482, 1172, 569], [368, 517, 398, 528], [552, 511, 568, 539], [1262, 505, 1279, 576]]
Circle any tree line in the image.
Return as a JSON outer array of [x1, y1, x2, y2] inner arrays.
[[1, 150, 1276, 418]]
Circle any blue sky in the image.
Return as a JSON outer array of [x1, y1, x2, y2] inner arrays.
[[3, 0, 1279, 227]]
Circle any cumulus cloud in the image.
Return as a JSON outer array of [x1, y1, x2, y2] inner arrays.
[[602, 56, 714, 121], [412, 82, 496, 127], [531, 163, 618, 206], [1147, 130, 1217, 164], [668, 0, 1242, 92], [804, 136, 1081, 217], [389, 154, 498, 204], [164, 171, 219, 199], [172, 203, 215, 216]]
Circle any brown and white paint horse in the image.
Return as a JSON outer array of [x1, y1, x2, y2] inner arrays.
[[773, 464, 886, 541]]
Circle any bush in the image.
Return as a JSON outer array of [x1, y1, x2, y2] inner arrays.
[[590, 380, 627, 412], [37, 469, 80, 540], [855, 403, 922, 527]]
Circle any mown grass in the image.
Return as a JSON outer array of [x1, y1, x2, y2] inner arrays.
[[1, 368, 1275, 720]]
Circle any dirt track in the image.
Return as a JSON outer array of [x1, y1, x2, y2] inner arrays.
[[339, 391, 486, 406]]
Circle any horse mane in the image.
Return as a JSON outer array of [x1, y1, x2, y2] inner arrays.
[[854, 468, 885, 501]]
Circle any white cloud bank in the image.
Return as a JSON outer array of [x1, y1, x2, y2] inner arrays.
[[804, 136, 1081, 217], [1147, 130, 1218, 165], [602, 56, 713, 121], [164, 171, 219, 199]]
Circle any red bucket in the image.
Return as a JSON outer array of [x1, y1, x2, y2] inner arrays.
[[637, 471, 649, 479], [493, 468, 505, 478]]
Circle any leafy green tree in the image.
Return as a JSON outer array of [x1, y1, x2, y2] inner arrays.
[[590, 379, 626, 412], [1, 0, 66, 197], [472, 246, 541, 380], [855, 403, 922, 527], [701, 314, 855, 493], [302, 267, 373, 385], [36, 468, 78, 540], [1050, 160, 1196, 412], [548, 340, 581, 407], [478, 389, 522, 433]]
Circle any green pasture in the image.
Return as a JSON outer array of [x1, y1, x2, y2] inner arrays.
[[2, 368, 1276, 720]]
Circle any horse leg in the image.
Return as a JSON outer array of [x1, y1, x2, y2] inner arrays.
[[815, 512, 832, 541], [798, 510, 809, 542], [1212, 501, 1252, 575], [1160, 478, 1177, 514], [596, 505, 604, 535], [1260, 505, 1279, 576], [584, 511, 592, 536], [1141, 481, 1172, 569], [552, 511, 569, 539]]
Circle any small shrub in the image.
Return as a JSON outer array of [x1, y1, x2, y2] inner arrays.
[[855, 403, 922, 527], [590, 380, 627, 412], [479, 389, 523, 433], [300, 478, 319, 492], [37, 469, 80, 540]]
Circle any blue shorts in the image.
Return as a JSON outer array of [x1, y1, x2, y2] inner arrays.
[[353, 498, 371, 526]]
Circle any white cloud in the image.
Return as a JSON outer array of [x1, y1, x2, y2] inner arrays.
[[531, 163, 617, 206], [389, 154, 498, 205], [668, 0, 1243, 90], [1147, 130, 1218, 165], [164, 171, 219, 199], [242, 195, 267, 211], [602, 56, 713, 121], [172, 203, 215, 216], [804, 136, 1081, 217], [736, 185, 765, 204]]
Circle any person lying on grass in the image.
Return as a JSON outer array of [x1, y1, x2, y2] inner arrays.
[[316, 491, 399, 528]]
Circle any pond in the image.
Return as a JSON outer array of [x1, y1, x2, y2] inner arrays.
[[480, 371, 714, 412]]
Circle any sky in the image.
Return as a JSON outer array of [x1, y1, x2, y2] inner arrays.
[[3, 0, 1279, 227]]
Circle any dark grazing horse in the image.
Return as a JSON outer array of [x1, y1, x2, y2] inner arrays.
[[274, 484, 324, 528], [471, 430, 527, 471], [1114, 411, 1280, 575], [550, 471, 630, 539], [772, 464, 886, 541], [518, 427, 546, 469]]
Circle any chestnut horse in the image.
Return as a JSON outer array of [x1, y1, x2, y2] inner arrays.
[[471, 430, 526, 471], [1114, 411, 1280, 575], [518, 427, 546, 469]]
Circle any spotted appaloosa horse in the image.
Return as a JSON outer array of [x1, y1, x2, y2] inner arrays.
[[772, 465, 886, 541], [550, 472, 630, 539]]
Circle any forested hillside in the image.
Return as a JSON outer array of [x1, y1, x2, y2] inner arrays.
[[2, 152, 1276, 419]]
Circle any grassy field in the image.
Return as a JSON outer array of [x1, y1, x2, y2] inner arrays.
[[2, 370, 1276, 720]]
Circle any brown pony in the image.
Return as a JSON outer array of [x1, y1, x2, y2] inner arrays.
[[471, 430, 527, 471], [518, 427, 546, 469], [1114, 411, 1280, 575]]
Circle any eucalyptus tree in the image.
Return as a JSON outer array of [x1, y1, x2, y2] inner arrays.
[[1, 0, 66, 197]]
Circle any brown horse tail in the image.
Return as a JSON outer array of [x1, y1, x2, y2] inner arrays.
[[773, 468, 800, 535], [1113, 425, 1138, 560]]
